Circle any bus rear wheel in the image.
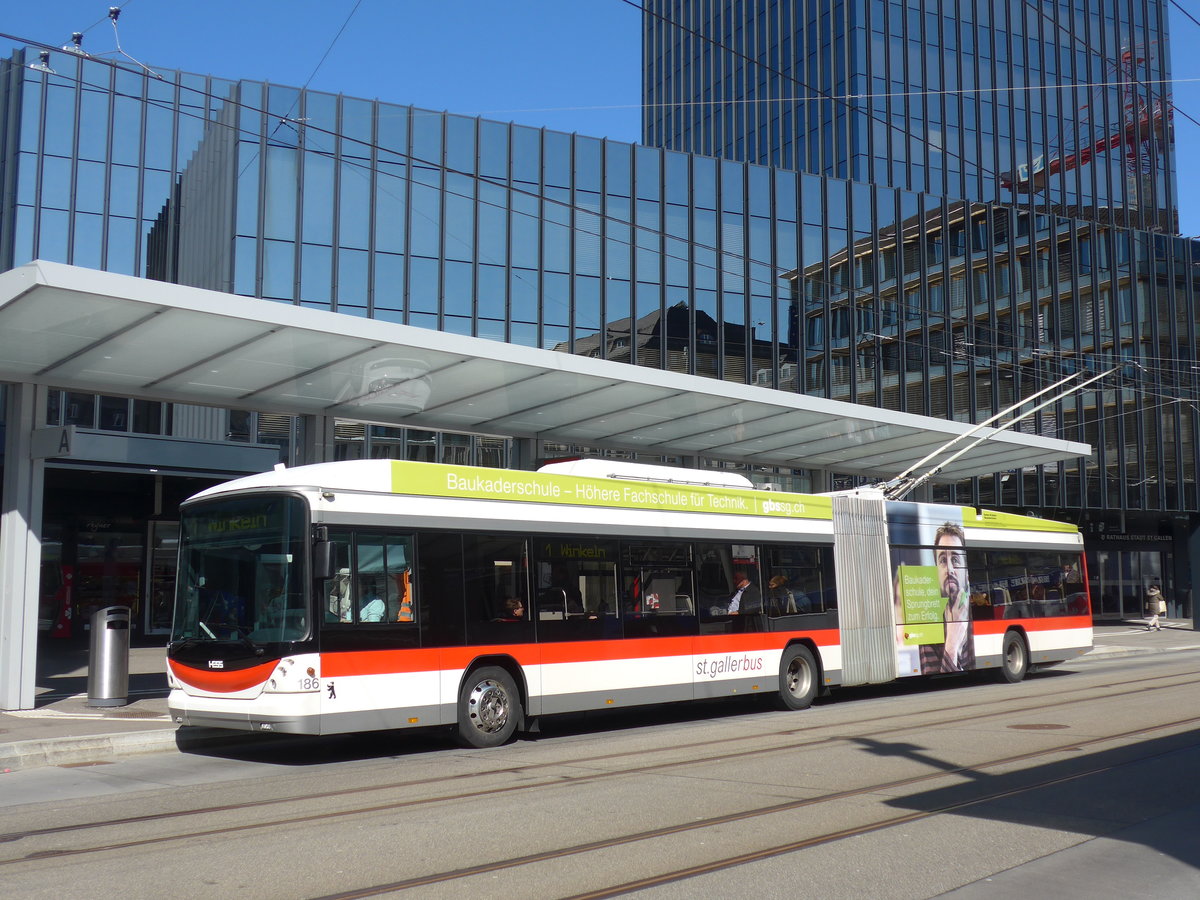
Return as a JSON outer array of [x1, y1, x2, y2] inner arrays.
[[456, 666, 521, 748], [999, 631, 1029, 683], [774, 644, 818, 710]]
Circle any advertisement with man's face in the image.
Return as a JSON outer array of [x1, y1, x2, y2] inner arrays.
[[887, 502, 975, 677]]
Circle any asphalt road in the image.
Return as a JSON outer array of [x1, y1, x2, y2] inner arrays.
[[2, 650, 1198, 899]]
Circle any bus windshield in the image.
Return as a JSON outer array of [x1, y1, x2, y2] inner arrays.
[[172, 495, 309, 644]]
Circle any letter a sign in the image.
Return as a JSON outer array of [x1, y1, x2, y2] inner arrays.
[[31, 425, 75, 459]]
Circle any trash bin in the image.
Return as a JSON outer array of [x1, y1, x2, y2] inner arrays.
[[88, 606, 131, 707]]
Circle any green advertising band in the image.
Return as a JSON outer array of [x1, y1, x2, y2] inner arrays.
[[389, 460, 1077, 533]]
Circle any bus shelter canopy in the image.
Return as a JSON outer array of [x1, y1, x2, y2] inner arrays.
[[0, 261, 1090, 481]]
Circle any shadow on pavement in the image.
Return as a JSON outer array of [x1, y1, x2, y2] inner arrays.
[[880, 725, 1200, 888]]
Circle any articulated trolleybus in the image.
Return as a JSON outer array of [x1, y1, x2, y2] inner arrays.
[[167, 459, 1092, 747]]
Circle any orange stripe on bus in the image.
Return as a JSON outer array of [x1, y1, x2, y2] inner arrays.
[[322, 648, 456, 677], [974, 615, 1091, 636], [169, 658, 278, 693], [320, 630, 841, 677]]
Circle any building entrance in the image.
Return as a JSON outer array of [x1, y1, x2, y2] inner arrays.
[[38, 468, 216, 641], [146, 521, 180, 634], [1088, 547, 1175, 620]]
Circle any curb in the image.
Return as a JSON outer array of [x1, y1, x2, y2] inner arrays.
[[0, 728, 179, 772], [1079, 643, 1200, 662], [0, 726, 252, 773]]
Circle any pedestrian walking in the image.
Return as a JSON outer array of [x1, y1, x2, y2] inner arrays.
[[1145, 583, 1165, 631]]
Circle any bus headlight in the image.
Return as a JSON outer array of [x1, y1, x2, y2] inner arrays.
[[263, 657, 321, 693]]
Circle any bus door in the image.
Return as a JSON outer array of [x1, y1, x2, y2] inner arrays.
[[832, 493, 897, 685]]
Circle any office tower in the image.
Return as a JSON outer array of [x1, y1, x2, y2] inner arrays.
[[643, 0, 1176, 232]]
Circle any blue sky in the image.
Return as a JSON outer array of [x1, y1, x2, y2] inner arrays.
[[0, 1, 644, 137], [4, 0, 1200, 235]]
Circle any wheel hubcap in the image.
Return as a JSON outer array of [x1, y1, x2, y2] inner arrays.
[[787, 658, 811, 697], [467, 679, 510, 734], [1007, 643, 1024, 671]]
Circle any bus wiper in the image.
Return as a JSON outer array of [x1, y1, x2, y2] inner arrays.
[[236, 633, 265, 656], [191, 622, 263, 655]]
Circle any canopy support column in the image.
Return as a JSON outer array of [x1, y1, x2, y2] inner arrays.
[[300, 414, 337, 465], [0, 383, 44, 710], [512, 438, 543, 471]]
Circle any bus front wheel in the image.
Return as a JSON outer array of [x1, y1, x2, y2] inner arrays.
[[456, 666, 521, 748], [775, 645, 818, 711], [999, 631, 1029, 683]]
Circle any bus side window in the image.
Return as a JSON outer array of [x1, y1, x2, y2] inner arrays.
[[322, 533, 353, 623], [418, 532, 464, 646], [966, 550, 994, 620], [383, 535, 415, 624], [764, 546, 834, 616], [355, 533, 416, 625], [356, 534, 387, 623], [462, 534, 534, 644], [393, 567, 414, 622]]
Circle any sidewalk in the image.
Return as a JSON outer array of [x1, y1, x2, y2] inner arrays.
[[0, 641, 179, 772], [2, 621, 1197, 772]]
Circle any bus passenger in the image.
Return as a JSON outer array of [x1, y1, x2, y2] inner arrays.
[[498, 597, 525, 621], [359, 595, 385, 622], [258, 577, 286, 627], [767, 575, 796, 613], [727, 570, 761, 615]]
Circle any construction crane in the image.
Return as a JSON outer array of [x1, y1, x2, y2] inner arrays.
[[1000, 44, 1171, 194]]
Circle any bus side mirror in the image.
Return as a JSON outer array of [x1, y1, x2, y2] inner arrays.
[[313, 541, 336, 581]]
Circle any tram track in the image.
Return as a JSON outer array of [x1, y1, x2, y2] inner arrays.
[[1, 667, 1196, 867], [307, 713, 1200, 899], [555, 751, 1168, 900]]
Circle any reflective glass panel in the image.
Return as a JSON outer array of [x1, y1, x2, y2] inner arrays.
[[410, 183, 441, 257], [341, 98, 374, 160], [479, 120, 509, 180], [544, 131, 570, 189], [264, 147, 298, 241], [445, 115, 476, 173], [409, 256, 439, 313], [373, 252, 405, 313], [635, 146, 661, 200], [106, 217, 136, 274], [339, 161, 372, 249], [512, 126, 540, 185], [111, 71, 145, 166], [78, 88, 110, 163], [18, 80, 41, 153], [302, 152, 334, 245], [605, 141, 631, 197], [41, 156, 71, 210], [301, 244, 332, 305], [72, 213, 103, 269], [143, 80, 174, 170], [411, 110, 443, 169], [43, 84, 77, 158], [574, 136, 602, 192], [263, 239, 296, 300], [375, 160, 407, 254]]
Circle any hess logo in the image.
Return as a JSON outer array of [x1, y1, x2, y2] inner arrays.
[[208, 660, 225, 669]]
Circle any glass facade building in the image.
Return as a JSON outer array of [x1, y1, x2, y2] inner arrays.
[[643, 0, 1176, 232], [0, 12, 1197, 625]]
